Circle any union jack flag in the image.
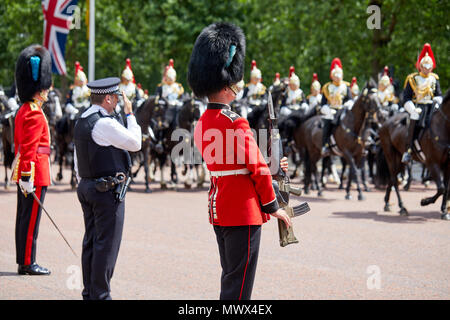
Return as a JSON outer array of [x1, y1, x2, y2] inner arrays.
[[42, 0, 79, 75]]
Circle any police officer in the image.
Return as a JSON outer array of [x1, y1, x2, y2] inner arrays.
[[12, 44, 53, 275], [320, 58, 353, 156], [401, 43, 442, 164], [189, 22, 291, 300], [74, 77, 142, 300]]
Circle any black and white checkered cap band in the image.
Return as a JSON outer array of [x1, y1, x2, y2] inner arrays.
[[90, 85, 120, 95]]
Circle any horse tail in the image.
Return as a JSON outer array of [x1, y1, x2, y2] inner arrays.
[[375, 145, 390, 186]]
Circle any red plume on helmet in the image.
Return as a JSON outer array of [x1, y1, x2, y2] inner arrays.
[[251, 60, 257, 70], [383, 66, 389, 76], [125, 58, 135, 83], [275, 72, 280, 80], [351, 77, 357, 87], [416, 43, 436, 71], [169, 58, 174, 68], [330, 58, 342, 79], [312, 73, 318, 83], [75, 61, 82, 77], [289, 66, 295, 78]]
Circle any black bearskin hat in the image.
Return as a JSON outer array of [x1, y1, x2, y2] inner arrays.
[[188, 22, 246, 98], [15, 44, 52, 103]]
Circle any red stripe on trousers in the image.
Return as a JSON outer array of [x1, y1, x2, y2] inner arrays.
[[24, 187, 41, 265], [239, 225, 251, 300]]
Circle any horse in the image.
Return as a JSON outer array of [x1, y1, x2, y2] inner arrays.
[[132, 95, 159, 192], [0, 92, 15, 189], [135, 95, 180, 191], [376, 89, 450, 219], [55, 105, 82, 189], [295, 80, 381, 200], [42, 88, 63, 163], [177, 96, 207, 189]]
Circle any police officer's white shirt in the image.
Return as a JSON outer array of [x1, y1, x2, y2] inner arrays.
[[74, 104, 142, 182]]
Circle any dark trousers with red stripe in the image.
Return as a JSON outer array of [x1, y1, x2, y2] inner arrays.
[[214, 225, 261, 300], [15, 186, 47, 266], [77, 179, 125, 300]]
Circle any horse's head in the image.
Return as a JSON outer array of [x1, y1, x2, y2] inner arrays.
[[359, 78, 381, 114]]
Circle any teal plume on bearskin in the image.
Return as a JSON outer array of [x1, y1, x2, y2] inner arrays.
[[188, 22, 246, 98], [15, 44, 52, 103]]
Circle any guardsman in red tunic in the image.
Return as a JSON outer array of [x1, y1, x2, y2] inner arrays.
[[11, 45, 53, 275], [189, 22, 291, 300]]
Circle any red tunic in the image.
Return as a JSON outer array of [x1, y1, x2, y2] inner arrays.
[[12, 101, 51, 187], [194, 103, 278, 226]]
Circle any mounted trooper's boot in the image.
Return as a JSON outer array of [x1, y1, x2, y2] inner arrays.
[[321, 119, 332, 156], [402, 119, 417, 164]]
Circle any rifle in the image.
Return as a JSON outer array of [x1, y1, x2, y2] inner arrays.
[[267, 91, 310, 247]]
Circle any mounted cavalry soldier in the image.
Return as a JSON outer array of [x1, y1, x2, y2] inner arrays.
[[12, 45, 53, 275], [320, 58, 353, 156], [118, 58, 143, 111], [350, 77, 360, 100], [280, 66, 308, 117], [190, 22, 291, 300], [74, 77, 141, 299], [378, 66, 399, 116], [307, 73, 322, 111], [156, 59, 184, 128], [401, 43, 442, 164], [242, 60, 267, 106], [65, 61, 90, 119]]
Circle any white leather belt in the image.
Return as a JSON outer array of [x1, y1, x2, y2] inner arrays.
[[209, 168, 250, 177]]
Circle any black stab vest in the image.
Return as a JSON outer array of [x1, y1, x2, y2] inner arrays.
[[74, 110, 131, 179]]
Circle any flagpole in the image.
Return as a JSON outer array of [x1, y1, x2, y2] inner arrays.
[[88, 0, 95, 81]]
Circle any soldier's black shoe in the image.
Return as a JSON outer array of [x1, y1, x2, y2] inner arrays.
[[401, 151, 412, 164], [18, 263, 51, 275]]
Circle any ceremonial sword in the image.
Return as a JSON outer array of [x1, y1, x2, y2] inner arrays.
[[31, 191, 78, 257]]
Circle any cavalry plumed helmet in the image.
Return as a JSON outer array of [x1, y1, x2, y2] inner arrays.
[[15, 44, 52, 103], [187, 22, 246, 98]]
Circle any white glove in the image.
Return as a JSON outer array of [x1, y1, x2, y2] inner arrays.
[[19, 179, 35, 195], [301, 102, 309, 110], [433, 96, 442, 105], [404, 100, 421, 120], [344, 100, 354, 109], [321, 104, 332, 116], [7, 97, 19, 111]]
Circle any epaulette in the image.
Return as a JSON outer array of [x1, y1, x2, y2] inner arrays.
[[29, 102, 39, 111], [220, 108, 240, 122], [429, 73, 439, 80], [404, 72, 418, 89], [343, 81, 350, 86]]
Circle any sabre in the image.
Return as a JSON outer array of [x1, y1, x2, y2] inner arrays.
[[31, 192, 78, 258]]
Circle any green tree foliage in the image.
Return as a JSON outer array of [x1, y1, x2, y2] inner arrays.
[[0, 0, 448, 97]]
